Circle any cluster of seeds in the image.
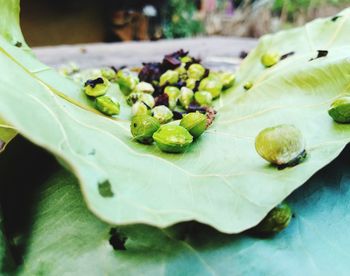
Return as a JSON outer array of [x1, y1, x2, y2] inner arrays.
[[81, 50, 236, 153]]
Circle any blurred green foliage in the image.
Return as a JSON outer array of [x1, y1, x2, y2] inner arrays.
[[163, 0, 203, 38], [273, 0, 348, 18]]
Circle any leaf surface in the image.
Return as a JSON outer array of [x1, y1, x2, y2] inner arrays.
[[19, 146, 350, 275], [1, 0, 350, 232]]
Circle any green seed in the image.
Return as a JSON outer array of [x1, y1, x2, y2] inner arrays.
[[198, 77, 223, 98], [152, 105, 173, 124], [186, 78, 197, 90], [135, 82, 155, 94], [244, 81, 253, 90], [261, 52, 280, 68], [180, 112, 207, 138], [255, 124, 306, 166], [116, 69, 139, 96], [130, 115, 160, 144], [159, 70, 179, 86], [220, 72, 236, 90], [132, 102, 151, 116], [328, 96, 350, 123], [84, 77, 110, 97], [253, 202, 292, 235], [179, 87, 194, 109], [95, 96, 120, 116], [188, 64, 206, 80], [164, 86, 181, 110], [153, 125, 193, 153], [194, 91, 212, 107]]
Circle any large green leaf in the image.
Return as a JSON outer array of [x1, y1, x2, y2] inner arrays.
[[0, 0, 350, 233], [19, 145, 350, 275]]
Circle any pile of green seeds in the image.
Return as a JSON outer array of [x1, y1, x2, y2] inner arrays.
[[80, 50, 236, 153]]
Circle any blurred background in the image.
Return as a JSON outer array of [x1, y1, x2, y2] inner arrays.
[[20, 0, 349, 47]]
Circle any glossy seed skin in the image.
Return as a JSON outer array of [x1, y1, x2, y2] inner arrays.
[[261, 52, 280, 68], [328, 96, 350, 123], [95, 96, 120, 116], [255, 124, 305, 166], [180, 112, 207, 138], [130, 115, 160, 144], [153, 125, 193, 153]]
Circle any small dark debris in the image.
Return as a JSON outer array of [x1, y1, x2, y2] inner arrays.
[[109, 228, 127, 251], [193, 80, 201, 92], [98, 180, 114, 198], [173, 80, 187, 89], [14, 41, 22, 48], [173, 111, 184, 120], [331, 15, 342, 22], [187, 103, 207, 114], [162, 49, 188, 70], [154, 93, 169, 107], [309, 50, 328, 61], [80, 47, 87, 54], [239, 51, 249, 59], [280, 51, 295, 60], [84, 77, 104, 88], [138, 62, 163, 84], [203, 68, 210, 80]]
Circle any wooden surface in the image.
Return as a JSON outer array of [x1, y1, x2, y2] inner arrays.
[[33, 37, 258, 71]]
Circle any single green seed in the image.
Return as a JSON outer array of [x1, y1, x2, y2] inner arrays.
[[153, 125, 193, 153], [84, 77, 110, 97], [95, 96, 120, 116], [180, 112, 207, 138], [126, 92, 143, 106], [101, 68, 116, 80], [135, 82, 154, 94], [220, 72, 236, 90], [130, 115, 160, 144], [253, 203, 292, 235], [152, 105, 173, 124], [194, 91, 213, 107], [188, 64, 206, 80], [186, 78, 197, 90], [244, 81, 253, 90], [132, 102, 151, 116], [328, 96, 350, 123], [175, 64, 188, 79], [116, 69, 139, 96], [179, 87, 194, 109], [261, 52, 280, 68], [255, 124, 306, 166], [198, 77, 223, 98], [164, 86, 181, 110], [159, 70, 179, 86]]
